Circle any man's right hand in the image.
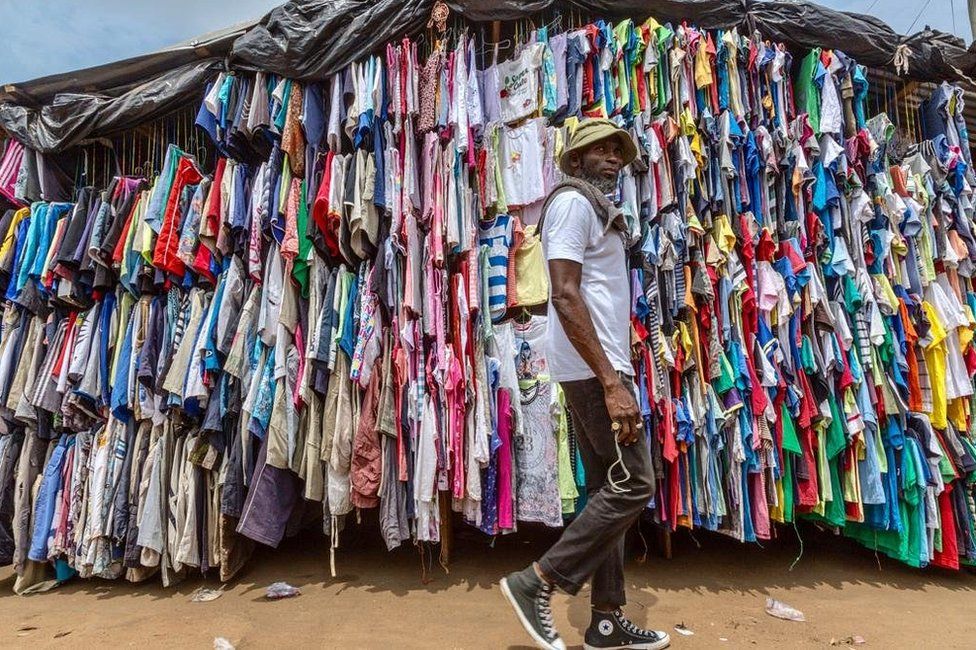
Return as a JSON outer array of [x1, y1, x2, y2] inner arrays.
[[603, 377, 642, 446]]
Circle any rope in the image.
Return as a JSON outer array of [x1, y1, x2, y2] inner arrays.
[[893, 44, 911, 77], [427, 1, 449, 32], [635, 517, 648, 564], [788, 519, 804, 572]]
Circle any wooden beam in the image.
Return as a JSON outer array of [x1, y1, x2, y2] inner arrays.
[[438, 491, 453, 569], [657, 526, 672, 560]]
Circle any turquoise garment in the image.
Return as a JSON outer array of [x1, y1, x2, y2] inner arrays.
[[273, 80, 292, 132], [539, 27, 558, 117], [202, 273, 227, 374], [852, 64, 869, 128], [249, 343, 276, 439], [218, 74, 235, 129], [144, 145, 181, 234], [15, 202, 50, 293]]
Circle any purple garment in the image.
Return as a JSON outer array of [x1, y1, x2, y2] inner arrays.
[[480, 62, 501, 124], [497, 389, 514, 530], [550, 33, 569, 118], [236, 436, 300, 547], [565, 31, 588, 119]]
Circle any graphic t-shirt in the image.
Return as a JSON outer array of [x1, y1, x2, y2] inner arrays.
[[498, 118, 546, 207], [498, 43, 545, 124]]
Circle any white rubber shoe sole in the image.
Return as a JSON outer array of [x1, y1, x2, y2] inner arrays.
[[583, 632, 672, 650], [500, 577, 567, 650]]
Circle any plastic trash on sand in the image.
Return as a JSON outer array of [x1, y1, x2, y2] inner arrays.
[[213, 637, 235, 650], [190, 587, 223, 602], [265, 581, 301, 600], [831, 635, 867, 646], [765, 597, 805, 622], [674, 623, 694, 636]]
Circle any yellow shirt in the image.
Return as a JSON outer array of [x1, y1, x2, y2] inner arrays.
[[694, 39, 712, 89], [514, 224, 548, 308], [0, 207, 29, 264], [712, 214, 736, 255], [922, 301, 948, 429]]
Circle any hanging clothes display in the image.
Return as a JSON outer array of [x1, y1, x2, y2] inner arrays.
[[2, 11, 976, 595]]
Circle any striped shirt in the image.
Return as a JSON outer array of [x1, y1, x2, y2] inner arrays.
[[0, 140, 25, 205], [479, 213, 513, 322]]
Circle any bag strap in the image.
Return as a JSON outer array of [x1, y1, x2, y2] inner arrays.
[[537, 184, 582, 241]]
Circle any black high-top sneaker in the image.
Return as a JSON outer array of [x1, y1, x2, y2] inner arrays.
[[584, 608, 671, 650], [500, 565, 566, 650]]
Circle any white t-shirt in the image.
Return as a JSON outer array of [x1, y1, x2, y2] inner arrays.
[[498, 43, 545, 124], [498, 118, 546, 207], [542, 190, 632, 382], [819, 68, 843, 135]]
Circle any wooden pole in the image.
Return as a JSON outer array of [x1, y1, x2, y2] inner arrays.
[[438, 491, 453, 568], [657, 526, 673, 560]]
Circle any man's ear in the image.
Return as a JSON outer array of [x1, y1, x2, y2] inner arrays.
[[567, 152, 581, 173]]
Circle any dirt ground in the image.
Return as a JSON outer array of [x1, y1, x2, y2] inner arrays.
[[2, 519, 974, 649]]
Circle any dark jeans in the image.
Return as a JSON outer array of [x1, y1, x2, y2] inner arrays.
[[539, 376, 655, 608]]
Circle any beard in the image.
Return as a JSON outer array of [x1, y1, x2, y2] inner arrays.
[[578, 170, 618, 196]]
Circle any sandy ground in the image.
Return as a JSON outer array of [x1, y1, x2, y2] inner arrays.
[[2, 519, 975, 649]]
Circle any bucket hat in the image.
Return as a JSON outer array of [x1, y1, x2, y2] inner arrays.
[[559, 118, 638, 175]]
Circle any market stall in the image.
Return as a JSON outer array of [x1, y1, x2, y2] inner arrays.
[[1, 0, 975, 594]]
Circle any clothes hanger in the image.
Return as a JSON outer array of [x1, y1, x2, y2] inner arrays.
[[110, 141, 123, 180], [129, 131, 136, 178], [477, 36, 511, 59], [439, 27, 455, 51], [479, 24, 486, 69], [97, 143, 107, 186], [540, 11, 563, 37], [151, 118, 161, 177], [176, 109, 184, 157], [914, 100, 923, 143], [74, 147, 88, 189], [117, 133, 125, 178], [883, 78, 891, 121], [476, 20, 508, 54], [196, 145, 209, 172]]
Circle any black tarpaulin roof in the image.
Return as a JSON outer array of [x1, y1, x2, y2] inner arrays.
[[2, 0, 974, 153]]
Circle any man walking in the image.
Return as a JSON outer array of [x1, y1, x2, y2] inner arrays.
[[501, 119, 670, 650]]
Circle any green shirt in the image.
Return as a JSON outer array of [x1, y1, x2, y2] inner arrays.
[[794, 49, 822, 134]]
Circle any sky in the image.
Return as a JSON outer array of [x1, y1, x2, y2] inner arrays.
[[0, 0, 971, 84], [0, 0, 281, 83]]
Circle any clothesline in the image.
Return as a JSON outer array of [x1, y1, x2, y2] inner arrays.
[[0, 12, 975, 595]]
